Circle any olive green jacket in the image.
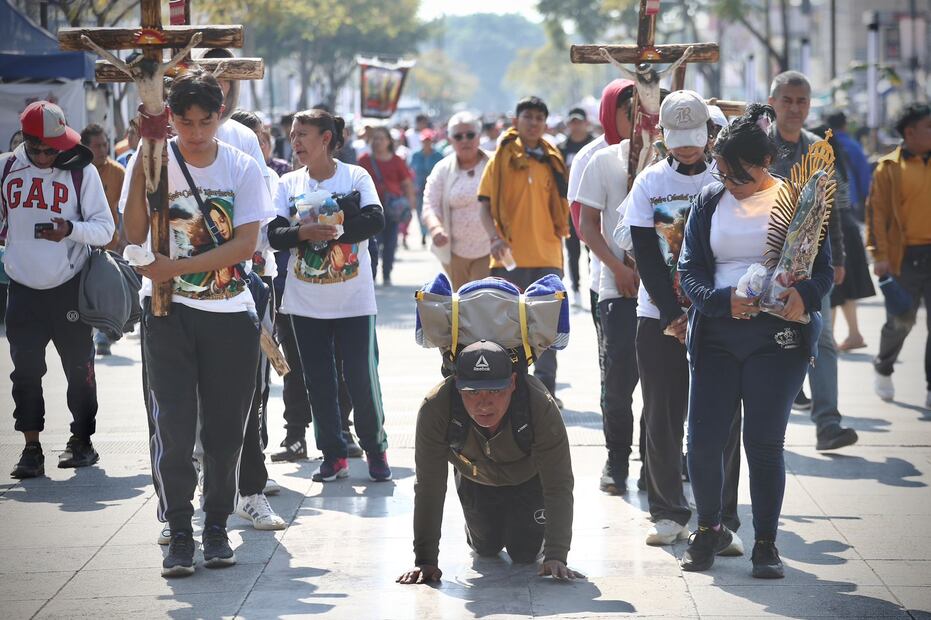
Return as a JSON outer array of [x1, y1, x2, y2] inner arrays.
[[412, 375, 574, 566]]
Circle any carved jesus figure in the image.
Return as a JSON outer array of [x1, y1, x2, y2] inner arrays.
[[599, 46, 694, 174]]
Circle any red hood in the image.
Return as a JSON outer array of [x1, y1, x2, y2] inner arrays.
[[599, 79, 635, 145]]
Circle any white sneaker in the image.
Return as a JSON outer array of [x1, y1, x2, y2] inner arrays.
[[718, 530, 745, 556], [157, 524, 171, 545], [645, 519, 690, 546], [874, 372, 895, 401], [236, 493, 286, 530], [263, 478, 282, 496]]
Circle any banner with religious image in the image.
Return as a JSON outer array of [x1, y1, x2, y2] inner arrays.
[[357, 56, 415, 119]]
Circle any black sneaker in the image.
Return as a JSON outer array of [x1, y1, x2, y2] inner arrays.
[[58, 435, 99, 469], [816, 425, 858, 451], [344, 431, 364, 459], [681, 526, 734, 572], [271, 437, 307, 462], [11, 442, 44, 479], [202, 525, 236, 568], [751, 540, 784, 579], [599, 458, 628, 495], [793, 390, 812, 411], [161, 531, 196, 578]]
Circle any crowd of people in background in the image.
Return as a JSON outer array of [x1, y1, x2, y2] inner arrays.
[[1, 62, 929, 584]]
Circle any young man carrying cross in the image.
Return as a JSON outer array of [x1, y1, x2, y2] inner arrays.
[[123, 68, 272, 577]]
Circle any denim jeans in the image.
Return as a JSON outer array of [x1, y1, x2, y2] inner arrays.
[[808, 290, 841, 431], [379, 219, 399, 281]]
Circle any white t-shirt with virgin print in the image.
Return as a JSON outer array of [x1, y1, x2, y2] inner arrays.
[[621, 157, 716, 320], [276, 161, 381, 320], [135, 139, 271, 313]]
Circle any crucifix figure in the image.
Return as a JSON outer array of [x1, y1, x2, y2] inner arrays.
[[570, 0, 746, 187], [600, 45, 695, 175], [59, 0, 263, 316]]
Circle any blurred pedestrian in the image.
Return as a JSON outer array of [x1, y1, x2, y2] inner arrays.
[[869, 103, 931, 408], [560, 108, 595, 300], [410, 128, 444, 248], [421, 111, 491, 289], [359, 126, 416, 286]]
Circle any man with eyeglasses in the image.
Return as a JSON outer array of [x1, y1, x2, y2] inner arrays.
[[397, 340, 580, 585], [478, 96, 570, 404], [768, 71, 858, 452], [1, 101, 115, 479]]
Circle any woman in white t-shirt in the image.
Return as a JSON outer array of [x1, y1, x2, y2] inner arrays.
[[268, 109, 390, 483], [677, 104, 834, 579]]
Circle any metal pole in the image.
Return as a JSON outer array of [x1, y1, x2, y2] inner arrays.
[[866, 13, 880, 152]]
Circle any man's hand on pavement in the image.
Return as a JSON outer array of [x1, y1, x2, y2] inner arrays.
[[396, 565, 443, 585], [538, 560, 585, 581]]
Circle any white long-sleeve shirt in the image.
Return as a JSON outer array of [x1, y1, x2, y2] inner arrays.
[[1, 145, 115, 289]]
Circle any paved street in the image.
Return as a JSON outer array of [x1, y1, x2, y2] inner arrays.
[[1, 245, 929, 619]]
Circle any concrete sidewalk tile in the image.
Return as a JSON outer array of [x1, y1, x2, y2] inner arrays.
[[0, 546, 96, 574], [529, 576, 694, 617], [4, 599, 45, 620], [869, 560, 931, 587], [689, 584, 909, 617], [0, 571, 74, 602], [887, 585, 931, 615], [56, 564, 265, 599], [37, 592, 244, 619]]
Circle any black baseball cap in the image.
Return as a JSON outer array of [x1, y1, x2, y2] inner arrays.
[[455, 340, 513, 391]]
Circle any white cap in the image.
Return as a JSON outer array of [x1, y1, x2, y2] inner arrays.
[[660, 90, 710, 149], [707, 105, 728, 129]]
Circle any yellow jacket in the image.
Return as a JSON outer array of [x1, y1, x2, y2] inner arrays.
[[866, 147, 907, 276], [483, 128, 570, 241]]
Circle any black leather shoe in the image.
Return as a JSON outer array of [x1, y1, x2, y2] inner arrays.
[[816, 425, 858, 451]]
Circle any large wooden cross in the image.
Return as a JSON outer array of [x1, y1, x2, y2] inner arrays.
[[58, 0, 264, 317], [571, 0, 746, 187]]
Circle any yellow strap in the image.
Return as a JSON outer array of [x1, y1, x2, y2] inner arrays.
[[518, 294, 533, 364], [451, 293, 460, 357]]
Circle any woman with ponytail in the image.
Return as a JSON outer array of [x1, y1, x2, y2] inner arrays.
[[677, 103, 834, 578], [267, 109, 391, 483]]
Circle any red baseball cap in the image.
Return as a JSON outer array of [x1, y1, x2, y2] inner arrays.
[[20, 101, 81, 151]]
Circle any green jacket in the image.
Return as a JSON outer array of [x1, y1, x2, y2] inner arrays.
[[412, 375, 574, 566]]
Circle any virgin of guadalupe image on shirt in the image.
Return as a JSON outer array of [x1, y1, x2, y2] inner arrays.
[[653, 198, 691, 307], [168, 193, 245, 300], [291, 194, 361, 285]]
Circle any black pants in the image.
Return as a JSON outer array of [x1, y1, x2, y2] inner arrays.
[[379, 219, 399, 281], [566, 216, 581, 292], [688, 314, 808, 540], [290, 314, 387, 459], [238, 278, 275, 496], [456, 471, 545, 563], [276, 311, 313, 441], [637, 317, 741, 530], [875, 244, 931, 390], [145, 302, 259, 532], [8, 275, 97, 438], [598, 297, 643, 464]]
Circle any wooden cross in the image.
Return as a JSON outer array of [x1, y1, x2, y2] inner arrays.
[[58, 0, 264, 317], [570, 0, 746, 187]]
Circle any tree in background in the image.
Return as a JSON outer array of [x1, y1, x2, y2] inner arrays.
[[408, 49, 479, 118], [201, 0, 423, 110], [505, 42, 613, 113]]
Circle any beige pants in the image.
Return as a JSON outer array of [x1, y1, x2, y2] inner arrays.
[[447, 253, 491, 290]]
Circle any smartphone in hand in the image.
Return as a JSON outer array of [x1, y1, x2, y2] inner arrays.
[[34, 223, 54, 238]]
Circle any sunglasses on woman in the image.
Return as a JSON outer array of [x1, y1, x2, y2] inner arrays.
[[452, 132, 477, 142], [711, 170, 753, 186]]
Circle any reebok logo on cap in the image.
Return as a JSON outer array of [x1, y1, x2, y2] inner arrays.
[[455, 340, 513, 391]]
